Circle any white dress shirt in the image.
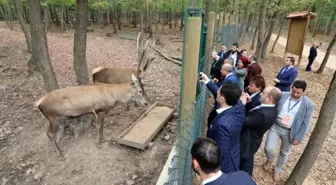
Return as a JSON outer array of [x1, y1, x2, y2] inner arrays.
[[202, 171, 223, 185]]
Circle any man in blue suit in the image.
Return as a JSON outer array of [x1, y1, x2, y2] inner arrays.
[[200, 73, 245, 173], [273, 56, 298, 92], [191, 137, 256, 185], [217, 45, 227, 58]]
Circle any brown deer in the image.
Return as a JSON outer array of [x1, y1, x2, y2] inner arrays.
[[35, 74, 147, 158], [92, 32, 155, 109]]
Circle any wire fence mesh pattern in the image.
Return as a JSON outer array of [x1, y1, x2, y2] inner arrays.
[[161, 21, 256, 185]]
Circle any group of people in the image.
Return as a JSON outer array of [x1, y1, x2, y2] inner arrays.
[[191, 43, 315, 185]]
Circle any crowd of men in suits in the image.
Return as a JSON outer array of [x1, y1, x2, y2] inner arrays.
[[191, 43, 315, 185]]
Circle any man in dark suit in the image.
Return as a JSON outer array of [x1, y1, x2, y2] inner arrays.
[[205, 62, 240, 129], [239, 86, 282, 176], [191, 137, 257, 185], [305, 43, 320, 71], [245, 55, 262, 89], [222, 42, 241, 67], [273, 56, 298, 92], [210, 51, 225, 80], [200, 73, 245, 173], [245, 75, 266, 113], [217, 45, 227, 58]]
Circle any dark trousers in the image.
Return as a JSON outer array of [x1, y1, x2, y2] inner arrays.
[[239, 155, 254, 176], [306, 58, 314, 71], [206, 109, 217, 137]]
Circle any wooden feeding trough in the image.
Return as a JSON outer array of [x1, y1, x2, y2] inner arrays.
[[117, 102, 176, 150]]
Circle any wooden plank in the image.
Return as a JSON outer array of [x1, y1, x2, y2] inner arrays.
[[117, 102, 176, 149]]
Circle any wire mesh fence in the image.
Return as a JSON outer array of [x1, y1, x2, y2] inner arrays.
[[160, 21, 257, 185]]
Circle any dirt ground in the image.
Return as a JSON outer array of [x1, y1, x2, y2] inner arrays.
[[0, 23, 182, 185]]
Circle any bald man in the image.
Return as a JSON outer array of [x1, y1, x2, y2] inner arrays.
[[239, 87, 282, 176]]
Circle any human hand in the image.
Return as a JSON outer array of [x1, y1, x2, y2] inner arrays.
[[212, 78, 219, 83], [273, 78, 280, 83], [292, 140, 300, 145], [240, 93, 248, 105], [199, 72, 210, 83]]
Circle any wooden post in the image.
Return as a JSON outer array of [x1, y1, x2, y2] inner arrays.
[[202, 12, 215, 136], [180, 17, 202, 125]]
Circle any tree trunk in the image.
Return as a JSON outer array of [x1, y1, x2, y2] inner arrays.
[[28, 0, 59, 91], [238, 0, 251, 42], [73, 0, 90, 85], [54, 6, 59, 25], [106, 8, 110, 25], [317, 34, 336, 74], [117, 8, 121, 30], [250, 25, 258, 50], [261, 0, 282, 60], [141, 10, 144, 32], [14, 0, 32, 53], [326, 7, 336, 36], [43, 0, 50, 31], [169, 9, 172, 29], [180, 7, 184, 31], [312, 2, 326, 38], [23, 3, 29, 23], [285, 71, 336, 185], [6, 0, 13, 30], [48, 5, 55, 24], [0, 4, 10, 27], [110, 8, 117, 33], [271, 16, 285, 53], [255, 0, 269, 62], [148, 4, 153, 38]]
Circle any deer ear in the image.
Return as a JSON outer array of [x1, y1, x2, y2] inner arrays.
[[131, 74, 138, 83]]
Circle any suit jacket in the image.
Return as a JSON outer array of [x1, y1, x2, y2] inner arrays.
[[275, 66, 298, 92], [276, 92, 314, 142], [210, 57, 225, 79], [218, 50, 226, 58], [308, 46, 317, 59], [240, 106, 278, 159], [245, 92, 261, 113], [205, 172, 257, 185], [223, 50, 241, 67], [207, 101, 245, 173], [244, 63, 262, 88]]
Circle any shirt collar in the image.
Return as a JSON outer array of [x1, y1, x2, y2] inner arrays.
[[250, 91, 260, 99], [216, 106, 232, 114], [260, 104, 275, 107], [225, 73, 233, 79], [202, 171, 223, 185], [289, 95, 303, 101], [216, 56, 220, 60]]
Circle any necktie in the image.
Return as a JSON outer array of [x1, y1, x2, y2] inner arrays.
[[281, 67, 288, 75]]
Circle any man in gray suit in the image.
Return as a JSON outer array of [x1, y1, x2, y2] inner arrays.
[[263, 80, 314, 182]]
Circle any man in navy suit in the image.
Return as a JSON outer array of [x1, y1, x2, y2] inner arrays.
[[245, 75, 266, 113], [200, 73, 245, 173], [239, 86, 282, 176], [273, 56, 298, 92], [222, 42, 241, 67], [191, 137, 257, 185], [217, 45, 227, 58]]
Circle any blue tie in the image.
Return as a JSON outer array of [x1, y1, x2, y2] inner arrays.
[[281, 67, 288, 75]]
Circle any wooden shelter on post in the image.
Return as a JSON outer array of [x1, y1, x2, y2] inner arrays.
[[285, 11, 316, 65]]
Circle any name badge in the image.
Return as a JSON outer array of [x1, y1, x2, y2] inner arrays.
[[281, 113, 294, 128]]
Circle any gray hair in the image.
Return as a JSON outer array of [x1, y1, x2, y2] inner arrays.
[[224, 57, 234, 66], [222, 63, 233, 72]]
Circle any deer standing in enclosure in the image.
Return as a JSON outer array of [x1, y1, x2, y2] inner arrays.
[[35, 74, 147, 157], [92, 32, 155, 109]]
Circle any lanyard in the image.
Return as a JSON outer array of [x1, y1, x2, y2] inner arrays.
[[288, 98, 302, 112]]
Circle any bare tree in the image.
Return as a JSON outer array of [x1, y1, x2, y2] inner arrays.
[[316, 34, 336, 74], [28, 0, 59, 91], [255, 0, 269, 62], [326, 7, 336, 36], [73, 0, 90, 85], [14, 0, 32, 53], [285, 71, 336, 185], [271, 16, 286, 53]]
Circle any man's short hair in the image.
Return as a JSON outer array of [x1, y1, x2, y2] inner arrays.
[[191, 137, 221, 174], [250, 54, 257, 62], [232, 42, 239, 48], [287, 56, 295, 65], [219, 82, 242, 106], [222, 63, 233, 73], [224, 58, 234, 66], [250, 75, 266, 91], [268, 87, 282, 104], [292, 80, 307, 91]]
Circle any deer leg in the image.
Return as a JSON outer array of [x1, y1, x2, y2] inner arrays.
[[45, 116, 64, 158], [126, 102, 130, 110], [95, 111, 105, 147]]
